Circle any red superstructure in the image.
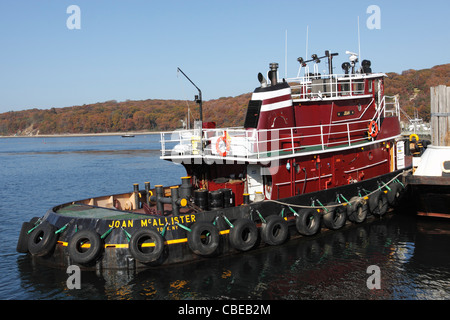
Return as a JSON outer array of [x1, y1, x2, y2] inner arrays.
[[162, 51, 406, 206]]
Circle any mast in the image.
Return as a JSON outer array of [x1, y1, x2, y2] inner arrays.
[[177, 67, 203, 123]]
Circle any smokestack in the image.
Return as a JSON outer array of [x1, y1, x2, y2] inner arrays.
[[269, 63, 279, 86], [258, 72, 268, 88]]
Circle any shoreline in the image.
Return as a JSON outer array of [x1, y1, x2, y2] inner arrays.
[[0, 131, 165, 138], [2, 131, 431, 139]]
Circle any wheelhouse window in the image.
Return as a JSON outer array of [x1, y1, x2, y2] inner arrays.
[[368, 79, 373, 93], [244, 100, 262, 128]]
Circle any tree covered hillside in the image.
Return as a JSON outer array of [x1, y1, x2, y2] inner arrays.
[[0, 94, 251, 136], [0, 64, 448, 136], [384, 64, 449, 122]]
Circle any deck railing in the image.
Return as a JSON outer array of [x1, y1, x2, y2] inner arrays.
[[287, 73, 380, 100], [162, 120, 374, 160], [160, 93, 399, 161]]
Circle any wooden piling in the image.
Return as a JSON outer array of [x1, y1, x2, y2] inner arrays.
[[430, 85, 450, 146]]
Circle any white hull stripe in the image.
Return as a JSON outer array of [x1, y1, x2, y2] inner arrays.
[[251, 88, 292, 101], [260, 100, 292, 112]]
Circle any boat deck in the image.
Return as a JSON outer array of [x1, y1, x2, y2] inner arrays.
[[56, 204, 146, 220], [55, 203, 195, 220]]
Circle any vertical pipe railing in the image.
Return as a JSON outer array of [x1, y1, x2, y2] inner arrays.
[[290, 127, 295, 154], [320, 125, 324, 150], [347, 123, 351, 146], [245, 130, 249, 158], [161, 132, 165, 156], [256, 129, 260, 159]]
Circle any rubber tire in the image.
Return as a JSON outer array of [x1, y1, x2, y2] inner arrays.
[[68, 230, 103, 264], [323, 202, 347, 230], [347, 196, 368, 223], [369, 191, 388, 216], [229, 218, 258, 252], [129, 229, 164, 263], [187, 221, 220, 256], [17, 222, 34, 253], [27, 221, 57, 257], [295, 208, 321, 236], [387, 182, 403, 206], [261, 215, 289, 246]]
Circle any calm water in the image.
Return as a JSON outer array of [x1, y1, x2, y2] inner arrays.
[[0, 135, 449, 300]]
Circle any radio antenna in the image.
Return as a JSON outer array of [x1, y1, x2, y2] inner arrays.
[[285, 29, 288, 78], [305, 25, 309, 59], [357, 16, 362, 64]]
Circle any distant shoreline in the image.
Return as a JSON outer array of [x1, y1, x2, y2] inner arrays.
[[0, 131, 164, 138]]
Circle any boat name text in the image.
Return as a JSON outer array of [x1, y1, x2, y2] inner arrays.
[[107, 214, 196, 231]]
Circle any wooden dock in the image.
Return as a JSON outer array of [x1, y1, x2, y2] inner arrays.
[[430, 85, 450, 146]]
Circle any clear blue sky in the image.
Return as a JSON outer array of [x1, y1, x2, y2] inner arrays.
[[0, 0, 449, 113]]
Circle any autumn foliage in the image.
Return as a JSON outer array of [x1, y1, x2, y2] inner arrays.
[[0, 64, 448, 136], [384, 63, 450, 122], [0, 94, 251, 136]]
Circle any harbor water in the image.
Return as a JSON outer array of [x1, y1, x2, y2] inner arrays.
[[0, 134, 449, 300]]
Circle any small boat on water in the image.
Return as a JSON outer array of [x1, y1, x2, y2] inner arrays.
[[17, 51, 413, 270], [121, 134, 135, 138], [406, 145, 450, 218]]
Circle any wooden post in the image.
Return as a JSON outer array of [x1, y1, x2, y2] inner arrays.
[[431, 86, 437, 144], [447, 86, 450, 146], [430, 85, 450, 146]]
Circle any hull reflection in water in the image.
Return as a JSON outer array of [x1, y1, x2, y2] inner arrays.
[[17, 213, 450, 300]]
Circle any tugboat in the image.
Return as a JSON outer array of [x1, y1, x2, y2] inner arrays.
[[17, 51, 412, 270]]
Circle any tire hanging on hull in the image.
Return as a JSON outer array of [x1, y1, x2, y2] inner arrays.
[[295, 208, 321, 236], [27, 221, 57, 257], [129, 229, 164, 263], [323, 202, 347, 230], [387, 182, 404, 207], [229, 218, 258, 252], [17, 222, 34, 253], [347, 196, 368, 223], [369, 191, 388, 216], [187, 221, 220, 256], [68, 230, 103, 265], [261, 215, 289, 246]]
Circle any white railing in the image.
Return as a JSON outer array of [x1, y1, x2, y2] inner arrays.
[[161, 120, 373, 160], [369, 95, 400, 131], [384, 95, 400, 120], [287, 73, 383, 100], [160, 91, 400, 161]]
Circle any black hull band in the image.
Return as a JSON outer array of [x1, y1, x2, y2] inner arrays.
[[27, 168, 409, 270]]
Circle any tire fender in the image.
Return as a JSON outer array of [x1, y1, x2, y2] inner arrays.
[[129, 228, 164, 263], [323, 202, 347, 230], [261, 215, 289, 246], [68, 229, 103, 264], [369, 191, 388, 216], [27, 221, 57, 257], [295, 208, 321, 236], [387, 182, 403, 206], [187, 221, 220, 256], [229, 218, 258, 252], [347, 196, 368, 223], [17, 222, 34, 253]]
